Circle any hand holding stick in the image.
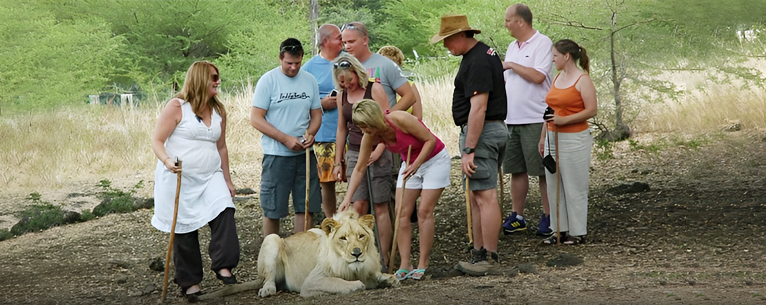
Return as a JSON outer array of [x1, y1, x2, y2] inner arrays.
[[161, 158, 182, 303], [388, 146, 411, 274]]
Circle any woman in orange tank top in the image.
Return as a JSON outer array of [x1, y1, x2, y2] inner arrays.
[[539, 39, 597, 245]]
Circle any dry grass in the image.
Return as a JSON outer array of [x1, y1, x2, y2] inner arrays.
[[639, 85, 766, 134], [2, 76, 763, 195]]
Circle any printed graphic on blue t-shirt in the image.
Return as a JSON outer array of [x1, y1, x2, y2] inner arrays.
[[252, 67, 321, 156]]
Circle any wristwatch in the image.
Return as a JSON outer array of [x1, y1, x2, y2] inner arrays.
[[462, 147, 475, 154]]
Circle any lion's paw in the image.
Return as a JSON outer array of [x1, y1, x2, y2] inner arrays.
[[258, 284, 277, 298], [348, 280, 367, 293], [380, 273, 401, 287]]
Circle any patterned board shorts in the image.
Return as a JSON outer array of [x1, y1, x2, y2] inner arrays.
[[314, 142, 346, 182]]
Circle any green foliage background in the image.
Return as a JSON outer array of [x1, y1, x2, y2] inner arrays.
[[1, 0, 764, 114]]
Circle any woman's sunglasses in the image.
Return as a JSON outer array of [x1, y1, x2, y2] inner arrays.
[[333, 61, 352, 69], [212, 74, 220, 82]]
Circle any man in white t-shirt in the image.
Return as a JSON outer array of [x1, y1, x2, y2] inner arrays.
[[251, 38, 323, 237], [500, 4, 554, 237]]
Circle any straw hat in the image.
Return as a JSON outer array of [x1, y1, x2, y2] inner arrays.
[[430, 15, 481, 43]]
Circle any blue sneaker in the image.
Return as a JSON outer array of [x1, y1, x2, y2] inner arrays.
[[503, 212, 527, 234], [537, 214, 553, 236]]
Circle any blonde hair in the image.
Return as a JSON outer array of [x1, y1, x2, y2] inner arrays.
[[175, 61, 225, 117], [352, 99, 386, 130], [377, 45, 404, 67], [332, 53, 369, 92]]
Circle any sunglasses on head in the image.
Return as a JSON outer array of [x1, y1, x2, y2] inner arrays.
[[280, 45, 303, 52], [341, 23, 357, 31], [333, 60, 352, 69]]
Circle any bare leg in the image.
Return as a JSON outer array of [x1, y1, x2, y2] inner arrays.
[[352, 200, 369, 215], [416, 188, 443, 269], [470, 192, 483, 249], [473, 188, 500, 252], [294, 213, 313, 234], [262, 216, 279, 237], [320, 181, 337, 218], [395, 187, 419, 271], [511, 172, 529, 216], [374, 202, 392, 264]]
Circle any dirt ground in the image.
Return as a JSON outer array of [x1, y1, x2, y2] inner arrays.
[[1, 131, 765, 305]]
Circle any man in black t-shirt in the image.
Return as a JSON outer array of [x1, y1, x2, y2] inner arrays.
[[431, 15, 508, 276]]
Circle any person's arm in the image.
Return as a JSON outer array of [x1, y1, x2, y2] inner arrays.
[[333, 91, 348, 181], [410, 83, 423, 120], [250, 107, 304, 151], [389, 111, 435, 178], [367, 83, 390, 164], [389, 81, 414, 112], [503, 61, 546, 84], [151, 98, 182, 174], [338, 133, 375, 211], [217, 111, 235, 197], [462, 92, 488, 177], [552, 74, 598, 126], [320, 92, 337, 111], [302, 107, 322, 148]]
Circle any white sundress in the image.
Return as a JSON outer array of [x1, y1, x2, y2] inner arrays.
[[152, 99, 234, 234]]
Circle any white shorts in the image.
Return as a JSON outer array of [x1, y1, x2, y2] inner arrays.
[[396, 149, 451, 190]]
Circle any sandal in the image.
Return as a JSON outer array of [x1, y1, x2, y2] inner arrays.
[[395, 269, 410, 281], [180, 286, 201, 303], [541, 233, 567, 245], [563, 235, 585, 245], [409, 268, 426, 280], [215, 270, 237, 285]]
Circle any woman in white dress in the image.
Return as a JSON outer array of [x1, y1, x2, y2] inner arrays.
[[151, 61, 239, 301]]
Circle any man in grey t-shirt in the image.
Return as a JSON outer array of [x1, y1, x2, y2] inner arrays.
[[341, 21, 415, 111]]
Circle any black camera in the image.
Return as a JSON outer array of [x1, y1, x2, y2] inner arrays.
[[543, 106, 554, 121]]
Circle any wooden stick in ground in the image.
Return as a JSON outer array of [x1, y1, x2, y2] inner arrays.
[[554, 127, 561, 246], [465, 178, 473, 244], [498, 166, 505, 231], [388, 146, 411, 274], [161, 158, 182, 303], [305, 140, 310, 232]]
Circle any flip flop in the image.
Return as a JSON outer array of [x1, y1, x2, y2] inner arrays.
[[395, 268, 410, 281], [409, 268, 426, 280]]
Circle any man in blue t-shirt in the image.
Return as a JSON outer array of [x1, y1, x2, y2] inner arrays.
[[251, 38, 322, 236], [302, 24, 344, 219]]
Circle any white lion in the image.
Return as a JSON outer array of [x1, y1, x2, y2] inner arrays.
[[257, 210, 400, 297]]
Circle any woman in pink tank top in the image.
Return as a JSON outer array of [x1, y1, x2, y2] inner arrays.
[[339, 99, 451, 280]]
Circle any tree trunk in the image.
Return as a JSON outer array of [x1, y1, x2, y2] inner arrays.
[[609, 10, 630, 141], [309, 0, 319, 56]]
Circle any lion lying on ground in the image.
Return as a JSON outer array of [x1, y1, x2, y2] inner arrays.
[[257, 210, 400, 297]]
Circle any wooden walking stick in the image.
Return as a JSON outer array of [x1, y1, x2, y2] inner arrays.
[[554, 126, 561, 246], [161, 158, 182, 303], [498, 166, 505, 230], [388, 146, 411, 274], [465, 178, 473, 244], [365, 165, 387, 273], [305, 136, 311, 232]]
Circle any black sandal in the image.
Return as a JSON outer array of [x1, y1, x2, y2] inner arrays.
[[563, 235, 585, 245], [215, 271, 237, 285], [541, 233, 567, 245], [180, 287, 201, 303]]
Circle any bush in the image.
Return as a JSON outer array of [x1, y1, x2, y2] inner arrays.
[[93, 179, 143, 217], [0, 229, 12, 241], [10, 202, 65, 235]]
